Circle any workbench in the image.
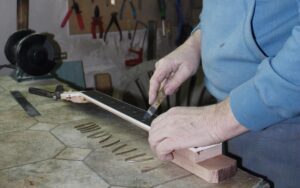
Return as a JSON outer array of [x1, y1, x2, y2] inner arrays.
[[0, 76, 268, 188]]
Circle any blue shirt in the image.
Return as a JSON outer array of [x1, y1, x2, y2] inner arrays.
[[196, 0, 300, 130]]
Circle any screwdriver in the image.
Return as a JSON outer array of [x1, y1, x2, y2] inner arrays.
[[157, 0, 166, 36], [143, 87, 166, 120]]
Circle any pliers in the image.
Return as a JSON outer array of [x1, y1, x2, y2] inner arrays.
[[61, 0, 84, 30], [91, 5, 104, 39], [28, 85, 65, 100], [104, 12, 123, 41], [119, 0, 137, 20]]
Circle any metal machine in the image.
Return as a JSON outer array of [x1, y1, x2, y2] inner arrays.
[[4, 29, 66, 81]]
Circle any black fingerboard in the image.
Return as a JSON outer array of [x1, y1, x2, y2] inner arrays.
[[82, 91, 155, 126]]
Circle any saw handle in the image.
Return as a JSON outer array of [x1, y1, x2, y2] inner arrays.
[[28, 87, 54, 98]]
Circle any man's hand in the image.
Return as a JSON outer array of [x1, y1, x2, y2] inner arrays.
[[148, 98, 248, 161], [149, 30, 201, 104]]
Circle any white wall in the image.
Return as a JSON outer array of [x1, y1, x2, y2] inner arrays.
[[0, 0, 189, 89], [0, 0, 17, 75]]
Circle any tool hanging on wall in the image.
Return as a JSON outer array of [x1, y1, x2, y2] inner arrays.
[[138, 0, 142, 10], [119, 0, 137, 40], [157, 0, 166, 36], [119, 0, 137, 20], [146, 21, 157, 60], [175, 0, 193, 46], [91, 5, 104, 39], [17, 0, 29, 30], [125, 21, 148, 66], [61, 0, 84, 30], [104, 12, 123, 41]]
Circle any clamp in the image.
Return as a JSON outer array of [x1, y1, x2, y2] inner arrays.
[[29, 85, 65, 100], [104, 12, 123, 41], [91, 5, 104, 39], [61, 0, 84, 30]]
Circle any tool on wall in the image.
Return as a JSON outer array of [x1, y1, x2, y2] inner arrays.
[[119, 0, 137, 40], [4, 29, 66, 81], [175, 0, 193, 46], [17, 0, 29, 30], [124, 20, 148, 66], [157, 0, 166, 36], [138, 0, 142, 10], [146, 21, 157, 60], [91, 5, 104, 39], [104, 12, 123, 41], [119, 0, 137, 20], [61, 0, 84, 30]]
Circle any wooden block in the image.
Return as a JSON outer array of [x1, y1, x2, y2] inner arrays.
[[172, 154, 237, 183], [175, 144, 222, 163]]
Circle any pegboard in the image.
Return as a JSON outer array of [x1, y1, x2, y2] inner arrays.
[[66, 0, 194, 35]]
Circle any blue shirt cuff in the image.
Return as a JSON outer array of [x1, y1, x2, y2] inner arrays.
[[229, 79, 283, 131]]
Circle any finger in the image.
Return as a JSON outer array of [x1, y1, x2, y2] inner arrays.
[[155, 138, 176, 161], [149, 62, 173, 104], [164, 65, 193, 95], [149, 118, 168, 148]]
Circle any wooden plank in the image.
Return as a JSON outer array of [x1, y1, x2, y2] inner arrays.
[[172, 154, 237, 183]]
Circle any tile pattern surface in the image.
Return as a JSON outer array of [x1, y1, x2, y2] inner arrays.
[[0, 76, 264, 188]]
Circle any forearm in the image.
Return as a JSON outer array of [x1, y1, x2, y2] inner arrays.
[[179, 30, 202, 75], [211, 98, 249, 142]]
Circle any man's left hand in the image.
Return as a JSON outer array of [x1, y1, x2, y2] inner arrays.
[[148, 98, 248, 161]]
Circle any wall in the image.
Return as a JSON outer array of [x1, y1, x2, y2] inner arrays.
[[0, 0, 201, 90]]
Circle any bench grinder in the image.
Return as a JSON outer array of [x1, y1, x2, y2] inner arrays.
[[4, 29, 66, 81]]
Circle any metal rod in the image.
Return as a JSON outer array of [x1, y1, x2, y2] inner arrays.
[[99, 135, 112, 143], [81, 127, 101, 133], [112, 144, 127, 153], [87, 131, 106, 138], [115, 148, 137, 155], [102, 140, 120, 148], [77, 124, 98, 131], [74, 122, 95, 129], [125, 153, 146, 161]]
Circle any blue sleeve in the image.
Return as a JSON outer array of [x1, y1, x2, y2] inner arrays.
[[229, 14, 300, 130]]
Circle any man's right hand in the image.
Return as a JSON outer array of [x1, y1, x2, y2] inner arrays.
[[148, 30, 202, 104]]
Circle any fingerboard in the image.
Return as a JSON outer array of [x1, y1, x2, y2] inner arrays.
[[82, 91, 155, 127]]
